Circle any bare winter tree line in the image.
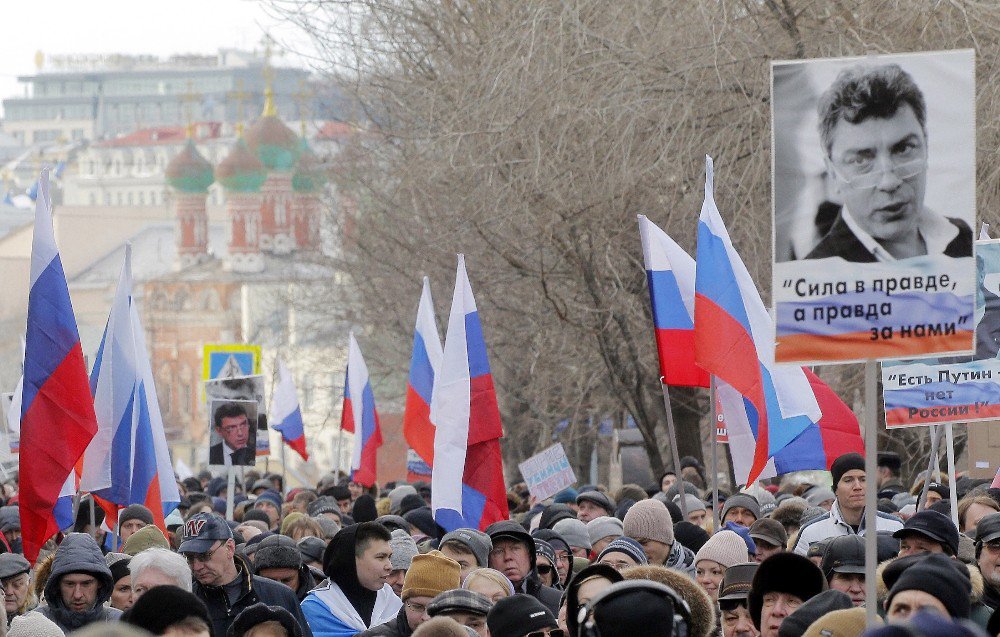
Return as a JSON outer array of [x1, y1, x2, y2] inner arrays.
[[270, 0, 1000, 486]]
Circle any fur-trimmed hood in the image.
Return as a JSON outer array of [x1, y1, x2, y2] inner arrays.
[[875, 554, 983, 605], [621, 564, 715, 637]]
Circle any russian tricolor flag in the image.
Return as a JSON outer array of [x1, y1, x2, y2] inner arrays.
[[403, 277, 443, 467], [341, 332, 382, 487], [19, 169, 99, 563], [272, 360, 310, 461], [431, 255, 509, 532], [694, 156, 821, 485], [84, 244, 180, 535], [638, 215, 710, 388]]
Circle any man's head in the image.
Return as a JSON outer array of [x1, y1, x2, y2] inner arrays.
[[43, 533, 114, 615], [439, 529, 491, 580], [622, 499, 675, 566], [254, 535, 305, 593], [254, 491, 284, 529], [387, 529, 419, 596], [877, 452, 902, 486], [122, 584, 212, 637], [979, 513, 1000, 591], [884, 553, 971, 621], [427, 589, 492, 637], [831, 453, 866, 513], [117, 505, 155, 544], [576, 491, 615, 523], [818, 64, 929, 252], [719, 563, 758, 637], [552, 519, 592, 557], [354, 521, 394, 591], [401, 552, 462, 631], [749, 552, 826, 637], [129, 547, 193, 598], [721, 494, 760, 529], [586, 517, 623, 556], [0, 553, 31, 616], [820, 535, 865, 607], [893, 509, 959, 557], [214, 402, 251, 450], [486, 594, 557, 637], [178, 512, 238, 587], [485, 522, 535, 586], [749, 519, 787, 564]]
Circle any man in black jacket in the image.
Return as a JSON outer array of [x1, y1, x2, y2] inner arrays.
[[179, 512, 312, 637], [485, 521, 561, 614]]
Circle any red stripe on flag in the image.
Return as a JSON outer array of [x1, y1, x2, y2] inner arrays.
[[694, 294, 769, 483], [20, 343, 98, 563], [804, 369, 863, 468], [403, 384, 435, 466], [656, 328, 710, 388]]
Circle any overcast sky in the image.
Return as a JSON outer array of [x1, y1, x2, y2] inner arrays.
[[0, 0, 316, 107]]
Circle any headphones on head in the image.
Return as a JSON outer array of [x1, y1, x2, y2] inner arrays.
[[578, 580, 691, 637]]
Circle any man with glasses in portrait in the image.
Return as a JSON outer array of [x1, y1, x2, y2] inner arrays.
[[209, 402, 257, 466], [180, 512, 312, 637], [805, 63, 973, 262]]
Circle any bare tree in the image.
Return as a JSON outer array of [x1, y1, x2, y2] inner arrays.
[[271, 0, 1000, 483]]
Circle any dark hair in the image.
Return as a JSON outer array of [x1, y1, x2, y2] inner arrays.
[[213, 402, 248, 429], [354, 521, 392, 557], [818, 63, 926, 156]]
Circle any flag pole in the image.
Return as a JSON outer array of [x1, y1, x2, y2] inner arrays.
[[710, 377, 719, 532], [945, 423, 959, 528], [863, 360, 878, 627], [918, 425, 941, 511], [659, 380, 688, 518], [225, 467, 235, 520], [280, 436, 288, 494]]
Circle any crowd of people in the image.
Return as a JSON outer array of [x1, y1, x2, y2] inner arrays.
[[0, 451, 997, 637]]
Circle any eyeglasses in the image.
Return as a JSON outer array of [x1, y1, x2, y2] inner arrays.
[[405, 602, 427, 614], [831, 156, 925, 190], [536, 564, 552, 575], [185, 541, 224, 564], [526, 630, 564, 637]]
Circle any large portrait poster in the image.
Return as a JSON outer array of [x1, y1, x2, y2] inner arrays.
[[205, 375, 270, 459], [771, 49, 976, 364], [882, 240, 1000, 428]]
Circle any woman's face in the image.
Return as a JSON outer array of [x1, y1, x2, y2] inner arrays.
[[696, 560, 726, 601], [537, 556, 556, 587], [467, 577, 508, 603], [110, 575, 133, 612]]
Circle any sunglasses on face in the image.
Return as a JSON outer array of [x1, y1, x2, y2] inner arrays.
[[185, 541, 224, 564], [537, 564, 553, 575]]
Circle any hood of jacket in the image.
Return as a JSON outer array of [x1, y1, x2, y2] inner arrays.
[[43, 533, 113, 609], [876, 553, 984, 605], [621, 564, 715, 637]]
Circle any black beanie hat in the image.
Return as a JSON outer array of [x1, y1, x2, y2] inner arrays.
[[352, 495, 379, 524], [664, 500, 683, 524], [119, 504, 155, 528], [123, 584, 211, 633], [673, 521, 710, 553], [228, 602, 303, 637], [830, 453, 865, 488], [398, 493, 426, 517], [777, 590, 853, 637], [885, 553, 971, 619], [487, 594, 556, 637], [253, 535, 302, 572]]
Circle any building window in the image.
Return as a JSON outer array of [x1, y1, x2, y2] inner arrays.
[[89, 193, 96, 205], [138, 191, 145, 205]]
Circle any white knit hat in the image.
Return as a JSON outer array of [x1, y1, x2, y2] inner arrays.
[[694, 530, 750, 568], [8, 612, 64, 637]]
